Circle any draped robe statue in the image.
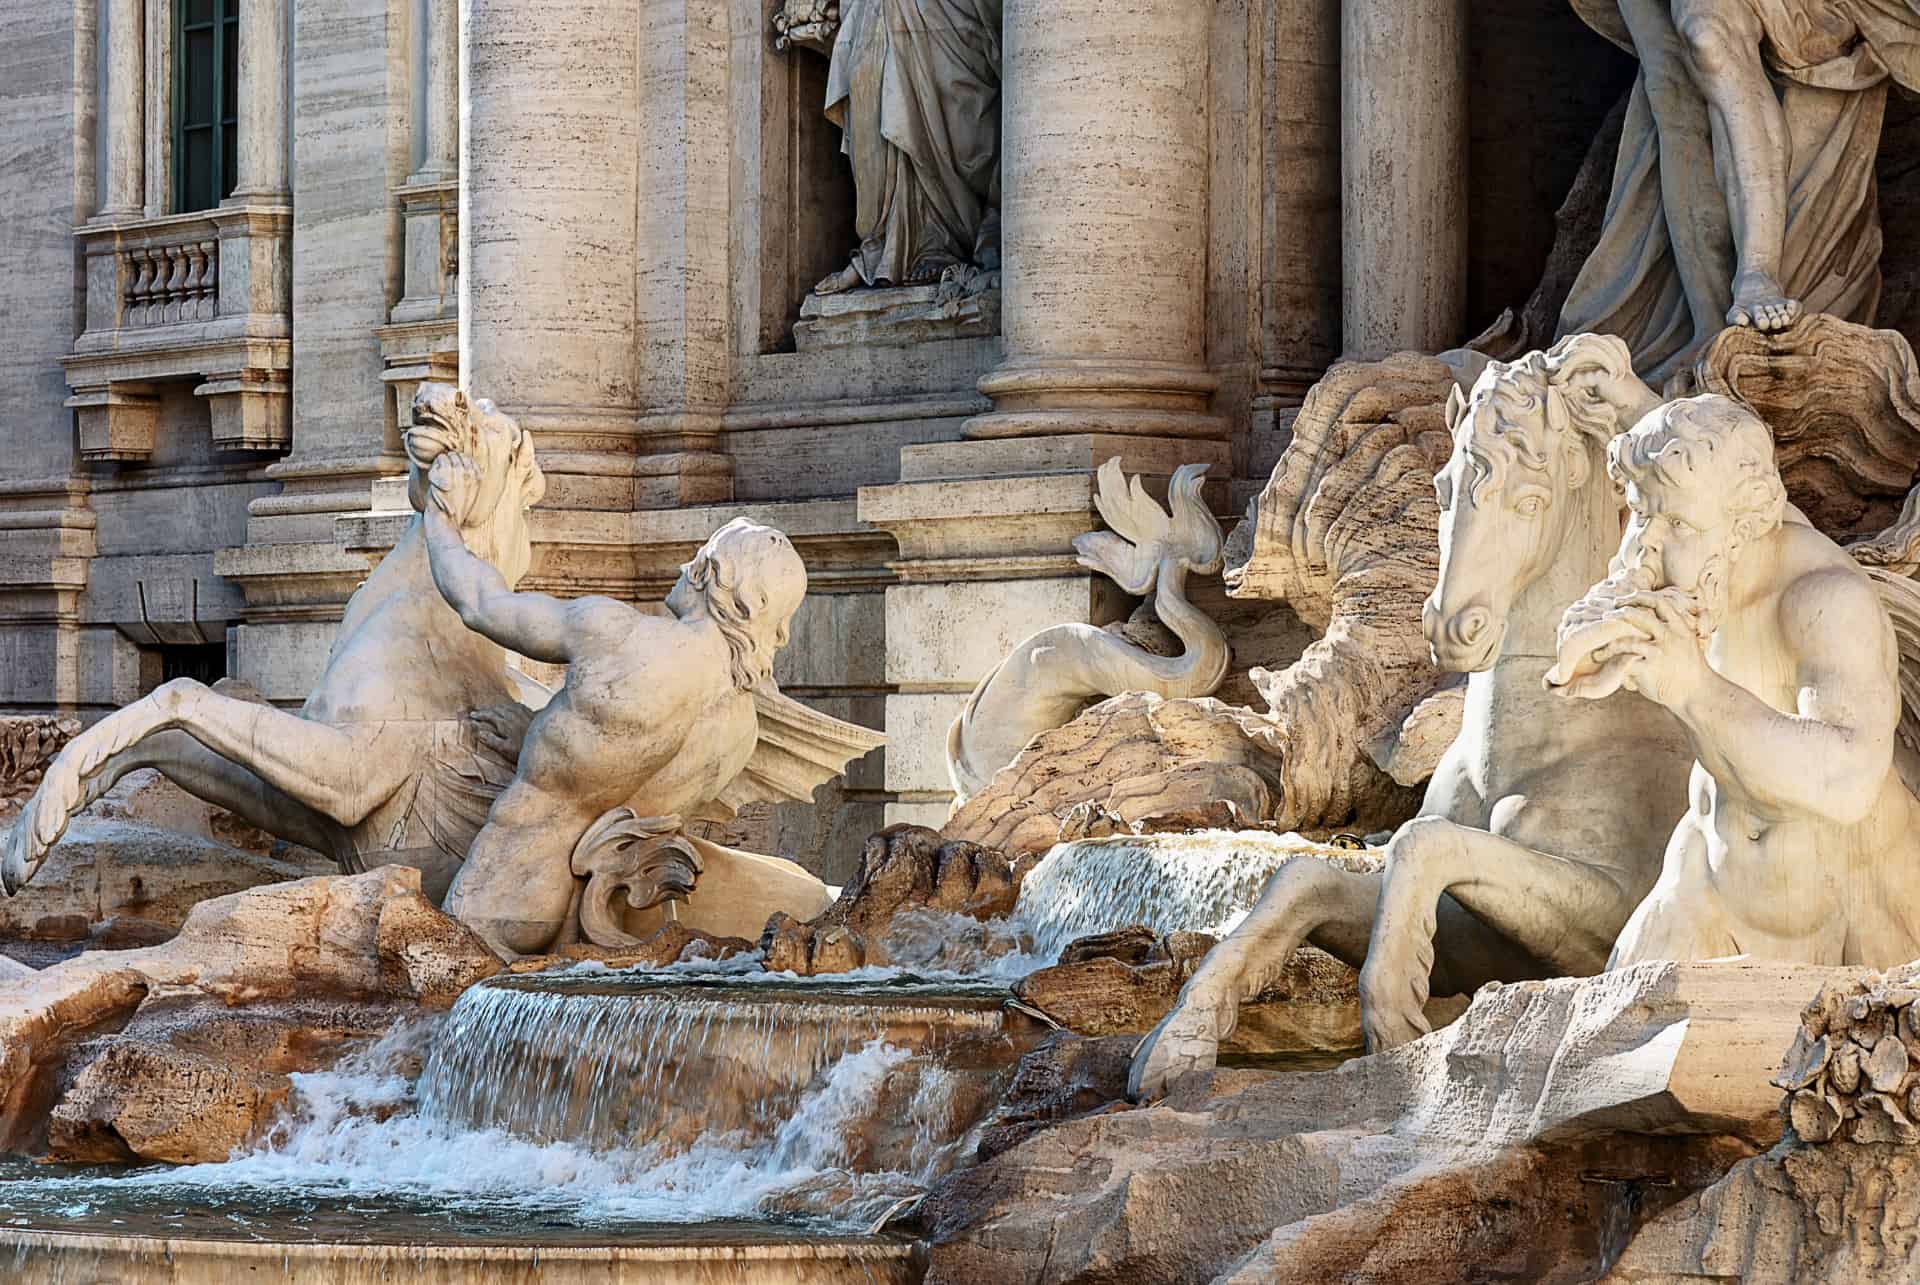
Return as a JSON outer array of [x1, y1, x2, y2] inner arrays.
[[777, 0, 1003, 296], [1563, 0, 1920, 383]]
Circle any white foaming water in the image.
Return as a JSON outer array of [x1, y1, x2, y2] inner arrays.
[[1012, 829, 1372, 960], [131, 975, 1022, 1231]]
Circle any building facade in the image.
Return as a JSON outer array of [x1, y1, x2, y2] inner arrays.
[[0, 0, 1721, 880]]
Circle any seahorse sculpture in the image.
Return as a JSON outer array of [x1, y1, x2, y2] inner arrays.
[[945, 460, 1229, 804]]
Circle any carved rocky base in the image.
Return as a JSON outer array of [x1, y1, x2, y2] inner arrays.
[[793, 284, 1000, 351], [916, 960, 1851, 1283]]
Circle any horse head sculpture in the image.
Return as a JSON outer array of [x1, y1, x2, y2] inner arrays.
[[1425, 334, 1652, 673], [407, 383, 548, 590]]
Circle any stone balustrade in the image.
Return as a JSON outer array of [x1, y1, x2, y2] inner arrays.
[[122, 234, 220, 329], [63, 205, 293, 462]]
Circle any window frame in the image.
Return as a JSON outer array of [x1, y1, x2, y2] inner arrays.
[[171, 0, 240, 214]]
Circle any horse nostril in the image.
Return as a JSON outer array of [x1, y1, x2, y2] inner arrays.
[[1450, 606, 1492, 650]]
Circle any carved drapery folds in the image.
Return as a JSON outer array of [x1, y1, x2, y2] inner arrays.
[[774, 0, 1002, 343]]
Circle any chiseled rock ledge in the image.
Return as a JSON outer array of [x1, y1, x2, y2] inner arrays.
[[0, 866, 500, 1163], [918, 958, 1859, 1284], [4, 1229, 920, 1285], [1604, 962, 1920, 1284]]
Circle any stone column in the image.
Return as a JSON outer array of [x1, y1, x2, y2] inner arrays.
[[462, 0, 649, 510], [100, 0, 145, 217], [963, 0, 1221, 444], [228, 0, 290, 201], [1341, 0, 1467, 359], [411, 0, 458, 182]]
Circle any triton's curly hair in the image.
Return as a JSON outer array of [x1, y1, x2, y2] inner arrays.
[[680, 518, 800, 692], [1609, 395, 1787, 546]]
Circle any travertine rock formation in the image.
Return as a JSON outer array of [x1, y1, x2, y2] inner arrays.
[[761, 825, 1025, 974], [0, 866, 501, 1160], [0, 811, 331, 963], [1699, 314, 1920, 542], [1017, 929, 1466, 1059], [943, 692, 1292, 857], [1605, 964, 1920, 1283], [973, 1033, 1137, 1161], [1773, 963, 1920, 1146], [920, 960, 1851, 1284], [47, 1040, 293, 1165], [0, 716, 78, 821], [1224, 352, 1464, 826], [504, 923, 758, 975]]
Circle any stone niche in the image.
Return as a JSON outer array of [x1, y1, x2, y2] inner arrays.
[[719, 0, 1004, 503]]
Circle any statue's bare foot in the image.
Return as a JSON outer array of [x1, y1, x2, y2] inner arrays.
[[1128, 985, 1233, 1101], [812, 263, 864, 296], [1726, 271, 1801, 333]]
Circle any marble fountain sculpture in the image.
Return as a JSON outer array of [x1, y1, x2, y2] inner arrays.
[[2, 384, 883, 956], [947, 459, 1229, 802], [1547, 394, 1920, 966]]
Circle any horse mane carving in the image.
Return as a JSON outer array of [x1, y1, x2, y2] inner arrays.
[[1445, 333, 1636, 506]]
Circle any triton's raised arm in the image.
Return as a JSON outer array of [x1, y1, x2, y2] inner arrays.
[[423, 453, 604, 666]]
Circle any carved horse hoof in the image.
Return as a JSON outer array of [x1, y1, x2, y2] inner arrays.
[[1, 804, 44, 896], [1128, 991, 1232, 1102]]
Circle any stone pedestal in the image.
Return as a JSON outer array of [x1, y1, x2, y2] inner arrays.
[[197, 370, 292, 452], [67, 384, 160, 463], [1340, 0, 1468, 358], [794, 285, 1000, 352]]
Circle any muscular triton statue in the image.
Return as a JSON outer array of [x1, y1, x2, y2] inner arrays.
[[1548, 396, 1920, 965], [422, 453, 810, 956], [1564, 0, 1920, 381]]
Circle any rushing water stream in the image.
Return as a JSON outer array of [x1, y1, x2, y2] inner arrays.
[[1012, 829, 1363, 958], [1, 828, 1349, 1271]]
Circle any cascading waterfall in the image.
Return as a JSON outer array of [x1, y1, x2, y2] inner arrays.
[[419, 977, 1013, 1174], [101, 971, 1039, 1234], [1012, 829, 1379, 959]]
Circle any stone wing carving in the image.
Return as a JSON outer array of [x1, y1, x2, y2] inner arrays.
[[708, 687, 887, 817]]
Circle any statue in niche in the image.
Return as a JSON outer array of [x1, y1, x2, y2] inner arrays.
[[774, 0, 1003, 302], [1549, 395, 1920, 966], [1564, 0, 1920, 383]]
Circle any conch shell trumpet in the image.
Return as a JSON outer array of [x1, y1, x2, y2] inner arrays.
[[1544, 567, 1703, 701]]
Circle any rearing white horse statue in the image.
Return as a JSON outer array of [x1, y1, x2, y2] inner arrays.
[[1130, 334, 1700, 1098]]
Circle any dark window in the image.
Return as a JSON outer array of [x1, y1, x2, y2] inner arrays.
[[160, 643, 227, 686], [174, 0, 239, 212]]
